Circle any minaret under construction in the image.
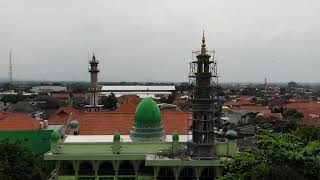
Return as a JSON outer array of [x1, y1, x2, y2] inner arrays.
[[189, 32, 220, 159], [85, 54, 103, 112]]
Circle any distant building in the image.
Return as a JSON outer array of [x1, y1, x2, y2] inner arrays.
[[0, 112, 64, 171], [101, 85, 175, 99], [30, 86, 67, 93], [4, 101, 39, 115]]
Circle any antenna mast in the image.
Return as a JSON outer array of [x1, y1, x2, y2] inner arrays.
[[9, 50, 13, 85]]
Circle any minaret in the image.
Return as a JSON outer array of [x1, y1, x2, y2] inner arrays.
[[85, 53, 103, 112], [189, 31, 219, 159], [264, 77, 268, 91]]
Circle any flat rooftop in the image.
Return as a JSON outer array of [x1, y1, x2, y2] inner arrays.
[[101, 85, 175, 92], [63, 135, 191, 143]]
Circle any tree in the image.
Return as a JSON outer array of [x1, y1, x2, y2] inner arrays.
[[101, 93, 118, 110], [288, 81, 299, 88], [175, 82, 191, 93], [0, 139, 43, 180], [283, 109, 304, 119], [0, 94, 29, 105], [220, 128, 320, 180]]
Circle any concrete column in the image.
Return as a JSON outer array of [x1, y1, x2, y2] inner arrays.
[[113, 160, 120, 180], [195, 167, 202, 180], [92, 161, 99, 180], [174, 167, 180, 180], [55, 160, 60, 178], [73, 161, 79, 180], [214, 167, 222, 178], [132, 161, 140, 180], [153, 167, 159, 180]]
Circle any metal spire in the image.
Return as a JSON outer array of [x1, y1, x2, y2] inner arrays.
[[92, 52, 96, 61], [201, 30, 207, 54], [9, 50, 13, 85]]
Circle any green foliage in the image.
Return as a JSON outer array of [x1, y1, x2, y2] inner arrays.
[[220, 127, 320, 180], [283, 108, 304, 119], [274, 121, 298, 133], [175, 82, 192, 93], [0, 94, 29, 104], [288, 81, 299, 88], [159, 92, 176, 104], [293, 126, 320, 144], [101, 93, 118, 110], [0, 139, 44, 180]]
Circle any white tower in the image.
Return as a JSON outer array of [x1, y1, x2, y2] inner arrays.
[[85, 54, 103, 112]]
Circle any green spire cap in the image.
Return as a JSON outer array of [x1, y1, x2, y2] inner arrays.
[[225, 130, 238, 140], [201, 30, 207, 54], [135, 98, 161, 127], [172, 131, 179, 142], [51, 131, 61, 141], [69, 120, 79, 129], [113, 132, 121, 142]]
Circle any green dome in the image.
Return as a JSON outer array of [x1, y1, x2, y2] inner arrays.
[[225, 130, 237, 140], [69, 120, 79, 129], [113, 132, 121, 142], [51, 131, 61, 141], [135, 98, 161, 127], [172, 131, 179, 142]]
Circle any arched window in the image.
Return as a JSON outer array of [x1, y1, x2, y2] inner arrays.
[[98, 161, 115, 176], [138, 163, 154, 176], [200, 168, 215, 180], [157, 167, 175, 180], [78, 161, 95, 176], [179, 168, 196, 180], [203, 114, 207, 120], [59, 161, 75, 175]]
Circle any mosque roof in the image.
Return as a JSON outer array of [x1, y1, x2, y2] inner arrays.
[[48, 107, 191, 135], [0, 113, 40, 130], [134, 98, 161, 127]]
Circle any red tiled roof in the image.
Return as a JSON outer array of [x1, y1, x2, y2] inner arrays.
[[224, 100, 255, 107], [0, 114, 40, 130], [256, 113, 283, 122], [51, 93, 70, 99], [0, 112, 11, 120], [49, 106, 77, 124], [116, 95, 140, 113], [72, 93, 86, 98], [298, 118, 320, 126], [278, 102, 320, 125], [236, 105, 270, 111], [49, 107, 192, 135], [282, 102, 320, 110], [238, 96, 253, 100]]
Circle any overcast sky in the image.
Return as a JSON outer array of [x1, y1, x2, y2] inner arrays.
[[0, 0, 319, 83]]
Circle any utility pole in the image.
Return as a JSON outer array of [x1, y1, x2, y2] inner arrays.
[[9, 50, 13, 86]]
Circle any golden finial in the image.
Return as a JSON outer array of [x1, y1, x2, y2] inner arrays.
[[201, 30, 207, 54]]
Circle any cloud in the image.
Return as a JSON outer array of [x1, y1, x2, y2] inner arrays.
[[0, 0, 319, 82]]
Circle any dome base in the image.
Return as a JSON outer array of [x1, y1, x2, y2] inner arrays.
[[130, 124, 165, 142]]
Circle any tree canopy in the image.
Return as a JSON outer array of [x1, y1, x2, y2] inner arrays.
[[0, 94, 29, 104], [220, 127, 320, 180], [101, 93, 118, 110], [0, 139, 43, 180]]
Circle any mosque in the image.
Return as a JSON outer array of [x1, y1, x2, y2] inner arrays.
[[45, 33, 237, 180]]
